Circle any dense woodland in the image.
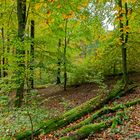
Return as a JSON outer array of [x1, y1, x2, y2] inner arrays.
[[0, 0, 140, 139]]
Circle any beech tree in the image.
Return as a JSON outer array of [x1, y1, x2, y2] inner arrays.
[[56, 39, 61, 84], [118, 0, 129, 86], [15, 0, 27, 107], [29, 20, 35, 89]]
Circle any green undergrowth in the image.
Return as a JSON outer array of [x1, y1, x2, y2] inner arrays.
[[0, 90, 63, 139], [0, 104, 49, 139]]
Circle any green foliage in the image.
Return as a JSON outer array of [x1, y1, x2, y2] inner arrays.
[[0, 92, 49, 138], [0, 0, 140, 138], [0, 77, 17, 94], [0, 0, 140, 92], [69, 59, 104, 86], [111, 109, 129, 134]]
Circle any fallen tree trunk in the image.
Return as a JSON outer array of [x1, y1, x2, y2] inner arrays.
[[60, 97, 140, 140], [56, 98, 140, 137], [15, 82, 136, 140], [60, 111, 125, 140]]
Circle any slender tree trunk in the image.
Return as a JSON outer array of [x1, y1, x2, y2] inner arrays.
[[15, 0, 26, 107], [124, 2, 129, 82], [113, 63, 116, 75], [56, 39, 61, 84], [64, 20, 68, 91], [6, 36, 10, 76], [29, 20, 35, 89], [0, 27, 2, 78], [1, 27, 7, 77], [118, 0, 128, 86], [39, 68, 42, 82], [0, 58, 1, 78], [122, 47, 127, 84]]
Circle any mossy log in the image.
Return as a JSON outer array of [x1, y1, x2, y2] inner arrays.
[[15, 83, 136, 140], [60, 97, 140, 140], [60, 112, 124, 140], [56, 98, 140, 137], [60, 122, 111, 140]]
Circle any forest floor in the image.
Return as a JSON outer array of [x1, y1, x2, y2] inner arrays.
[[87, 87, 140, 140], [34, 73, 140, 140], [42, 87, 140, 140], [36, 73, 139, 116], [1, 73, 140, 139]]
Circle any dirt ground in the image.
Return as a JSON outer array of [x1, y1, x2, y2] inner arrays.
[[36, 73, 140, 113]]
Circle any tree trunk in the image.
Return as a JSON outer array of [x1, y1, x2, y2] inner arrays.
[[1, 27, 7, 77], [6, 36, 10, 77], [64, 20, 68, 91], [57, 39, 61, 84], [0, 28, 2, 78], [122, 47, 127, 85], [29, 20, 35, 89], [0, 57, 1, 78], [15, 0, 26, 107], [118, 0, 128, 86], [124, 2, 129, 82]]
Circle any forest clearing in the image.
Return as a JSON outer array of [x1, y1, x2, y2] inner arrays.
[[0, 0, 140, 140]]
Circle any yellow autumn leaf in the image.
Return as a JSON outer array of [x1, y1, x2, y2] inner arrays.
[[77, 5, 82, 10], [129, 0, 136, 3], [59, 24, 63, 28], [123, 26, 130, 33], [62, 11, 75, 20], [122, 0, 127, 4], [57, 4, 61, 9], [121, 9, 125, 14], [72, 21, 80, 27], [48, 0, 56, 3], [47, 10, 52, 16], [35, 3, 40, 10], [62, 13, 68, 19], [79, 15, 87, 20], [114, 5, 121, 11], [115, 16, 124, 21], [81, 0, 89, 7], [45, 18, 54, 25]]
